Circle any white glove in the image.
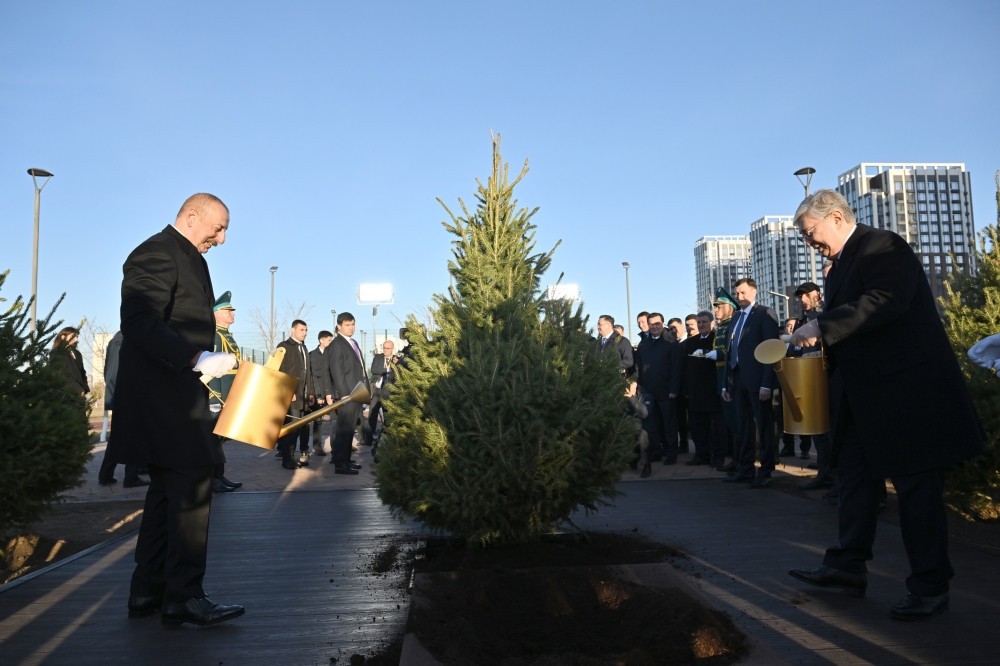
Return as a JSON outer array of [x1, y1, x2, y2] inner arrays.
[[704, 350, 718, 360], [968, 333, 1000, 369], [195, 351, 237, 379]]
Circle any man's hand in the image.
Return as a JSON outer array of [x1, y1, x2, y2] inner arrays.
[[194, 352, 237, 378], [704, 350, 718, 360], [721, 388, 731, 403], [790, 319, 821, 348]]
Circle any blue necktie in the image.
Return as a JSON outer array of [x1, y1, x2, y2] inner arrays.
[[729, 310, 747, 368]]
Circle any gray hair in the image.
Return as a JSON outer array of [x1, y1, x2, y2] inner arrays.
[[794, 189, 856, 225]]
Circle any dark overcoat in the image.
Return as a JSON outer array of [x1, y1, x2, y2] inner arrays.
[[107, 225, 218, 468], [819, 223, 984, 477], [682, 333, 720, 412]]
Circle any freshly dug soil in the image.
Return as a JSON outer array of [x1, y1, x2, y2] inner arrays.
[[401, 532, 748, 665], [2, 500, 145, 586]]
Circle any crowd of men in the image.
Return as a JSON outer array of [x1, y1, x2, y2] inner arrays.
[[596, 275, 830, 488]]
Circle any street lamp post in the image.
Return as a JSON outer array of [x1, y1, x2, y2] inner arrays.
[[331, 309, 337, 333], [767, 290, 790, 322], [372, 305, 379, 355], [622, 262, 632, 341], [27, 168, 54, 335], [794, 166, 818, 283], [269, 266, 278, 349]]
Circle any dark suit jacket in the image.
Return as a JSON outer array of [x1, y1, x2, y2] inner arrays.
[[328, 335, 367, 399], [277, 338, 314, 410], [369, 353, 396, 401], [636, 335, 682, 399], [682, 333, 720, 412], [107, 225, 217, 468], [310, 347, 332, 399], [596, 331, 634, 372], [819, 224, 983, 477], [723, 303, 779, 392]]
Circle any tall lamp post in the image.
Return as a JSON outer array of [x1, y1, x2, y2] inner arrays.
[[269, 266, 278, 349], [331, 309, 337, 333], [372, 305, 379, 354], [794, 166, 818, 282], [767, 290, 790, 322], [622, 261, 632, 341], [27, 168, 54, 334]]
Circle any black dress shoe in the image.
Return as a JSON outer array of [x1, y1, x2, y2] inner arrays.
[[800, 477, 834, 491], [640, 463, 651, 478], [212, 478, 235, 493], [334, 465, 359, 475], [721, 474, 753, 483], [312, 448, 327, 456], [162, 597, 245, 627], [788, 566, 867, 597], [281, 460, 302, 470], [99, 477, 118, 486], [749, 475, 772, 489], [890, 592, 949, 621], [122, 477, 150, 488], [127, 594, 163, 618], [219, 476, 242, 489]]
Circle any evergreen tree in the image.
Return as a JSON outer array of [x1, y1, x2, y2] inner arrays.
[[940, 174, 1000, 519], [375, 136, 636, 546], [0, 271, 93, 544]]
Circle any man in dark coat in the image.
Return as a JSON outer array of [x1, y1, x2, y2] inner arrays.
[[636, 312, 683, 464], [788, 189, 984, 620], [276, 319, 315, 469], [97, 330, 147, 487], [595, 314, 633, 373], [721, 278, 780, 487], [106, 193, 244, 627], [367, 338, 398, 448], [326, 312, 367, 474], [682, 311, 726, 467]]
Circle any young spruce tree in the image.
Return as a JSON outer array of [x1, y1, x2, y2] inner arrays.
[[375, 136, 636, 546], [940, 174, 1000, 519], [1, 271, 93, 545]]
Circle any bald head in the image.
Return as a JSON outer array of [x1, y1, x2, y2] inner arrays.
[[174, 193, 229, 254]]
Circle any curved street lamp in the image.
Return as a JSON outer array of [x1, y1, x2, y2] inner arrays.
[[622, 261, 632, 341], [794, 166, 818, 282], [27, 168, 54, 334]]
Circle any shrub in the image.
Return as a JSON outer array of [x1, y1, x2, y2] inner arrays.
[[0, 271, 93, 544]]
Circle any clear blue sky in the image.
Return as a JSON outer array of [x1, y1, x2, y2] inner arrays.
[[2, 1, 998, 356]]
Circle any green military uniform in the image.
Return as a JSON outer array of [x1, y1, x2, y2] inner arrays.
[[208, 291, 243, 493], [712, 287, 740, 458], [209, 325, 240, 405]]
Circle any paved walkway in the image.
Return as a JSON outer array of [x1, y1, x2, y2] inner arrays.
[[2, 441, 999, 664]]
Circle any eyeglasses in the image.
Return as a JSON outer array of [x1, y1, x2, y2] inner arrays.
[[800, 214, 831, 240]]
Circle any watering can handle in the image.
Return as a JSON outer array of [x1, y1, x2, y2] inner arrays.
[[265, 347, 286, 371]]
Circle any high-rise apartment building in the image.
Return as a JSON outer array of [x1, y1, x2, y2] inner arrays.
[[693, 235, 752, 310], [837, 163, 976, 303], [748, 216, 826, 323]]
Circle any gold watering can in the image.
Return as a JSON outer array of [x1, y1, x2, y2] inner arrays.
[[754, 337, 829, 435], [211, 348, 371, 449]]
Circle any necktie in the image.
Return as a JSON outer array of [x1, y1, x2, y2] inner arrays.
[[601, 337, 608, 348], [350, 337, 362, 362], [729, 310, 747, 368]]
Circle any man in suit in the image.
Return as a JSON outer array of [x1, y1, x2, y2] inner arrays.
[[595, 314, 633, 373], [97, 330, 149, 488], [788, 189, 984, 620], [106, 193, 244, 626], [276, 320, 315, 470], [327, 312, 366, 474], [721, 278, 780, 487], [208, 291, 242, 493], [682, 311, 725, 467], [636, 312, 684, 464], [309, 330, 335, 456], [367, 339, 397, 448]]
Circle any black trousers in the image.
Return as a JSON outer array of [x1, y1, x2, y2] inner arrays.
[[131, 464, 213, 603], [277, 406, 310, 462], [644, 395, 679, 461], [332, 402, 362, 466], [689, 410, 728, 464], [731, 367, 775, 477], [822, 410, 953, 596]]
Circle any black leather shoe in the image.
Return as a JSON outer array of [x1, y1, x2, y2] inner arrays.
[[312, 448, 327, 456], [281, 460, 302, 470], [219, 476, 242, 489], [640, 463, 651, 478], [212, 478, 235, 493], [122, 477, 150, 488], [99, 477, 118, 486], [789, 566, 867, 597], [128, 594, 163, 618], [749, 475, 772, 489], [800, 478, 834, 491], [162, 597, 245, 627], [722, 474, 754, 483], [334, 465, 359, 475], [890, 592, 949, 621]]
